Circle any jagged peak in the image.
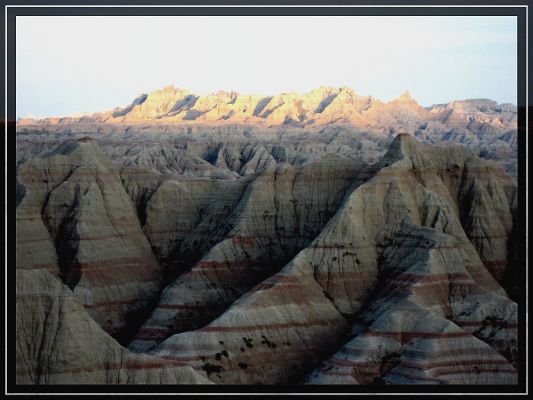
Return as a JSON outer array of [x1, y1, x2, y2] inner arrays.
[[391, 90, 421, 107], [19, 84, 516, 129], [380, 133, 472, 173], [378, 133, 434, 168], [145, 85, 190, 101], [337, 86, 357, 97], [398, 90, 413, 101], [43, 137, 108, 163], [309, 86, 339, 95]]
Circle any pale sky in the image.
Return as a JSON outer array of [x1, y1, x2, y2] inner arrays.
[[16, 15, 517, 118]]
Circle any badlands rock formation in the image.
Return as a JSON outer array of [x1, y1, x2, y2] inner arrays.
[[129, 156, 371, 352], [18, 86, 516, 134], [15, 131, 518, 385], [16, 138, 162, 339], [17, 85, 517, 177], [16, 269, 211, 384], [149, 134, 517, 385], [15, 87, 519, 386]]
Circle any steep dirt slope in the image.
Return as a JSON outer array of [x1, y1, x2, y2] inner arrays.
[[305, 223, 516, 385], [150, 135, 517, 385], [16, 138, 162, 337], [129, 156, 372, 352], [15, 133, 518, 385], [16, 269, 212, 384]]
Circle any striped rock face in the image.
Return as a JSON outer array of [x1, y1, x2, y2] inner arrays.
[[19, 87, 517, 138], [147, 134, 518, 384], [305, 224, 516, 385], [129, 157, 373, 352], [15, 269, 211, 385], [18, 86, 517, 178], [15, 133, 519, 385], [16, 138, 162, 337]]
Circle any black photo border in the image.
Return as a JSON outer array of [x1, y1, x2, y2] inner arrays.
[[2, 0, 529, 396]]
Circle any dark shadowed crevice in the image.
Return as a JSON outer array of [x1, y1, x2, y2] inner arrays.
[[52, 184, 83, 290], [113, 289, 164, 347], [314, 93, 338, 114], [112, 93, 148, 118], [253, 96, 273, 116]]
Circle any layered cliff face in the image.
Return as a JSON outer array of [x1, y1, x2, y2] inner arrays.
[[148, 134, 517, 385], [16, 138, 162, 337], [305, 224, 516, 385], [16, 269, 211, 384], [128, 156, 372, 352], [15, 132, 519, 385], [17, 86, 515, 134], [17, 85, 517, 178]]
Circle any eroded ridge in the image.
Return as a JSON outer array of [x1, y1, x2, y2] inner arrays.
[[16, 138, 162, 337], [15, 133, 518, 385], [148, 134, 517, 384]]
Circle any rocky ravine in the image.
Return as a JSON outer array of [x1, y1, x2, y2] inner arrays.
[[15, 133, 518, 385], [16, 269, 212, 385]]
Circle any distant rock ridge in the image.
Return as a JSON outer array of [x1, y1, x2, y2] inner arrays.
[[16, 85, 518, 178], [17, 85, 517, 133]]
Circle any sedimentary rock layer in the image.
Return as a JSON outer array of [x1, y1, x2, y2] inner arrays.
[[16, 269, 211, 384], [129, 156, 372, 351], [147, 134, 517, 384], [16, 138, 162, 336], [15, 132, 518, 385], [305, 224, 516, 385], [17, 85, 518, 177]]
